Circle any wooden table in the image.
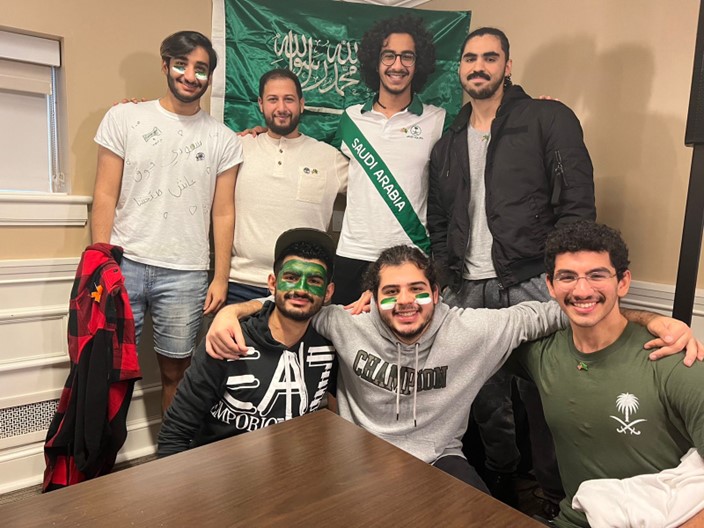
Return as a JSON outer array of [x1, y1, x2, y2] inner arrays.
[[3, 410, 542, 527]]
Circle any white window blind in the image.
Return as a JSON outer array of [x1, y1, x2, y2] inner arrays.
[[0, 30, 62, 193]]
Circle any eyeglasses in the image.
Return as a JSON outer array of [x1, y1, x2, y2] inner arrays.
[[552, 271, 617, 287], [379, 51, 416, 67]]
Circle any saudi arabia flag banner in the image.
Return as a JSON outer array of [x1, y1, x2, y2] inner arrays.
[[211, 0, 470, 142]]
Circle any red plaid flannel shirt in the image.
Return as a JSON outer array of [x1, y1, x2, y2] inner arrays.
[[43, 243, 141, 491]]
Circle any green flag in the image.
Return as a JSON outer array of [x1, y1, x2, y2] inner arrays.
[[218, 0, 470, 142]]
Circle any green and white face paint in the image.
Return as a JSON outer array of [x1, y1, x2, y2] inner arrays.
[[379, 297, 397, 311], [414, 292, 432, 305], [379, 292, 431, 311], [171, 63, 209, 81], [276, 259, 328, 298]]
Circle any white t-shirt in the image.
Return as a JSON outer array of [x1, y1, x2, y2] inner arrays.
[[230, 133, 348, 288], [95, 100, 243, 270], [337, 98, 445, 262]]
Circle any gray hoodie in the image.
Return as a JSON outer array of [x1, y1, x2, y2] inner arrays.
[[312, 299, 565, 464]]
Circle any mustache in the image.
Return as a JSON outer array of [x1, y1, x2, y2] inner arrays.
[[392, 302, 420, 314], [566, 293, 606, 304], [467, 72, 490, 81], [284, 291, 315, 303]]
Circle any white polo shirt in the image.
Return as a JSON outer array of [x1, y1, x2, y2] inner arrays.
[[337, 95, 445, 262]]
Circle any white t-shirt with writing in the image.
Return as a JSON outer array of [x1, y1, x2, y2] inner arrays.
[[95, 100, 242, 270]]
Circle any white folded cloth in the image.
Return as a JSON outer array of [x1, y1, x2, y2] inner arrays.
[[572, 448, 704, 528]]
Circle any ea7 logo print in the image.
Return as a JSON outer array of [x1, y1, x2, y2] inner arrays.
[[609, 392, 647, 435]]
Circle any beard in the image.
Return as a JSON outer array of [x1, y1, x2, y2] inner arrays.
[[379, 303, 433, 344], [167, 74, 209, 104], [275, 291, 323, 322], [265, 111, 300, 137], [461, 71, 504, 100]]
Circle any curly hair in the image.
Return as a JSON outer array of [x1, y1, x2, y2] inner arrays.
[[358, 15, 436, 93], [363, 245, 438, 294], [544, 221, 630, 281]]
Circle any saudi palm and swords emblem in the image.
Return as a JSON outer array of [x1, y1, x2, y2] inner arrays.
[[609, 393, 647, 435]]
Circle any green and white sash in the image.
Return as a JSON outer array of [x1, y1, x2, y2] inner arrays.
[[338, 111, 431, 254]]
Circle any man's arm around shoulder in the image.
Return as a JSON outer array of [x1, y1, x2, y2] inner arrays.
[[206, 299, 263, 360]]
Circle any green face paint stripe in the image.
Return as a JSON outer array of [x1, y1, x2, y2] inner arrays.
[[415, 292, 432, 305], [276, 259, 328, 298], [379, 297, 397, 310]]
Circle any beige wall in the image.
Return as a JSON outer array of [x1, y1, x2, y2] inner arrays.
[[2, 0, 703, 287], [1, 0, 211, 259], [423, 0, 702, 286]]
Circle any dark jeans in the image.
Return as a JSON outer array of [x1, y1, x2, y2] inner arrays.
[[443, 275, 564, 502], [330, 254, 372, 305], [226, 282, 270, 305]]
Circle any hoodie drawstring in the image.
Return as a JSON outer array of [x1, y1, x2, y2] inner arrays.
[[298, 341, 307, 414], [395, 342, 401, 422], [413, 343, 419, 428], [284, 350, 292, 420], [395, 341, 419, 428]]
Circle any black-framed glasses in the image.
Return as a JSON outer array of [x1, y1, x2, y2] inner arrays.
[[379, 51, 416, 67], [553, 271, 617, 287]]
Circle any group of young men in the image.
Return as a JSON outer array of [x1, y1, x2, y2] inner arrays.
[[90, 15, 704, 528]]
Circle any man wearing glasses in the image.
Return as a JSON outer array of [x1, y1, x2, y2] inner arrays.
[[332, 15, 446, 305], [509, 220, 704, 527]]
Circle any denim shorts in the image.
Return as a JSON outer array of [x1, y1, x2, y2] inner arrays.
[[121, 257, 208, 359]]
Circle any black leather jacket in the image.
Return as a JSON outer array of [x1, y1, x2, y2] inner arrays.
[[428, 85, 596, 290]]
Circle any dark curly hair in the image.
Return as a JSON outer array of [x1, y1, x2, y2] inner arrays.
[[544, 221, 630, 281], [358, 15, 436, 94], [363, 245, 438, 294]]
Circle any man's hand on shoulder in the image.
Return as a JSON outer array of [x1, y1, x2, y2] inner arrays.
[[238, 125, 267, 137], [345, 290, 372, 314], [641, 313, 704, 366], [205, 300, 263, 360], [112, 97, 146, 106]]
